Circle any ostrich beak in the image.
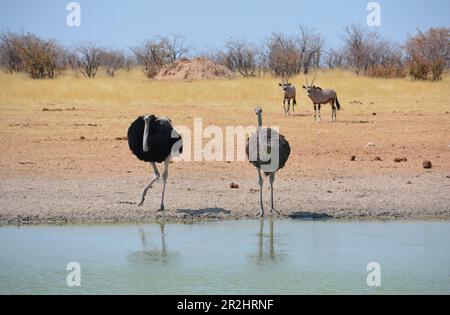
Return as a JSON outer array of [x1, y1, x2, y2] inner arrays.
[[255, 106, 262, 115]]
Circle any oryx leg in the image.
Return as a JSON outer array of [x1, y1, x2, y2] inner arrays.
[[333, 102, 337, 122], [317, 104, 322, 122], [269, 173, 280, 216], [257, 167, 264, 217], [286, 99, 291, 116], [293, 98, 297, 115], [139, 162, 160, 207], [313, 104, 317, 121], [330, 100, 335, 122], [159, 157, 170, 211], [283, 98, 287, 114], [333, 99, 337, 122]]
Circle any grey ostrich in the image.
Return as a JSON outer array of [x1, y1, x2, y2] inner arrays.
[[246, 107, 291, 217]]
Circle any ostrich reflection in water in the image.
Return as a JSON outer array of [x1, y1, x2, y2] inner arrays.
[[251, 219, 285, 263], [127, 222, 178, 265]]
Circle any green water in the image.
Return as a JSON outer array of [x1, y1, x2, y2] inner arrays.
[[0, 220, 449, 294]]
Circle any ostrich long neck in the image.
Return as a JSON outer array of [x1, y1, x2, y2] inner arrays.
[[256, 111, 262, 160], [143, 117, 150, 152], [257, 112, 262, 128]]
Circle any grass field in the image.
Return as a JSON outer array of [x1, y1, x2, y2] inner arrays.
[[1, 69, 449, 223]]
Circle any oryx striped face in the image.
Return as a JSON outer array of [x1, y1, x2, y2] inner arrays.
[[303, 85, 313, 96], [279, 83, 291, 92]]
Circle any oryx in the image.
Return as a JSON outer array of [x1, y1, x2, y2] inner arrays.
[[303, 74, 341, 122], [278, 78, 297, 115]]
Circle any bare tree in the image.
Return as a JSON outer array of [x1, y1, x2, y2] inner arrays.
[[324, 48, 345, 69], [0, 32, 23, 73], [77, 43, 102, 78], [131, 40, 171, 78], [342, 25, 378, 75], [100, 49, 125, 76], [405, 27, 450, 80], [266, 32, 302, 81], [202, 48, 228, 67], [298, 26, 324, 73], [264, 27, 324, 80], [367, 39, 405, 78], [61, 48, 78, 71], [342, 25, 406, 78], [225, 39, 259, 77], [158, 34, 189, 62], [124, 54, 136, 71]]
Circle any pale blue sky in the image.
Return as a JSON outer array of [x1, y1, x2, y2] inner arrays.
[[0, 0, 449, 51]]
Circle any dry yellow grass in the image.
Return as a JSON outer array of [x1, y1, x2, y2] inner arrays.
[[1, 69, 449, 111]]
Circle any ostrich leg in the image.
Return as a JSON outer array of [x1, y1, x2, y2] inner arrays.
[[159, 157, 170, 211], [269, 173, 280, 216], [139, 162, 160, 207], [257, 167, 264, 217]]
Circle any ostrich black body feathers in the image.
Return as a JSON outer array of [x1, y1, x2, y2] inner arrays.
[[128, 115, 182, 163]]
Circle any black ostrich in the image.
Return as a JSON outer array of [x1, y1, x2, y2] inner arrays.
[[246, 107, 291, 217], [128, 115, 182, 211]]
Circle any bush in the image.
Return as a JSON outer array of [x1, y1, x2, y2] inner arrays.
[[405, 27, 450, 81], [0, 32, 64, 79], [367, 65, 406, 78], [407, 57, 430, 80], [131, 40, 171, 78]]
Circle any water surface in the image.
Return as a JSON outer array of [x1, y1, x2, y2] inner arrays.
[[1, 220, 449, 294]]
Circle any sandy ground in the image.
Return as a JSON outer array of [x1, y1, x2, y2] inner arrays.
[[1, 111, 449, 225], [1, 72, 450, 224]]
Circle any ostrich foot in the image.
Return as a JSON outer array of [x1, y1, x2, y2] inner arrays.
[[270, 208, 280, 216], [256, 210, 264, 217], [157, 205, 165, 212]]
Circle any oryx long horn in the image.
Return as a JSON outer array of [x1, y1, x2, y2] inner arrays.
[[311, 73, 317, 86]]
